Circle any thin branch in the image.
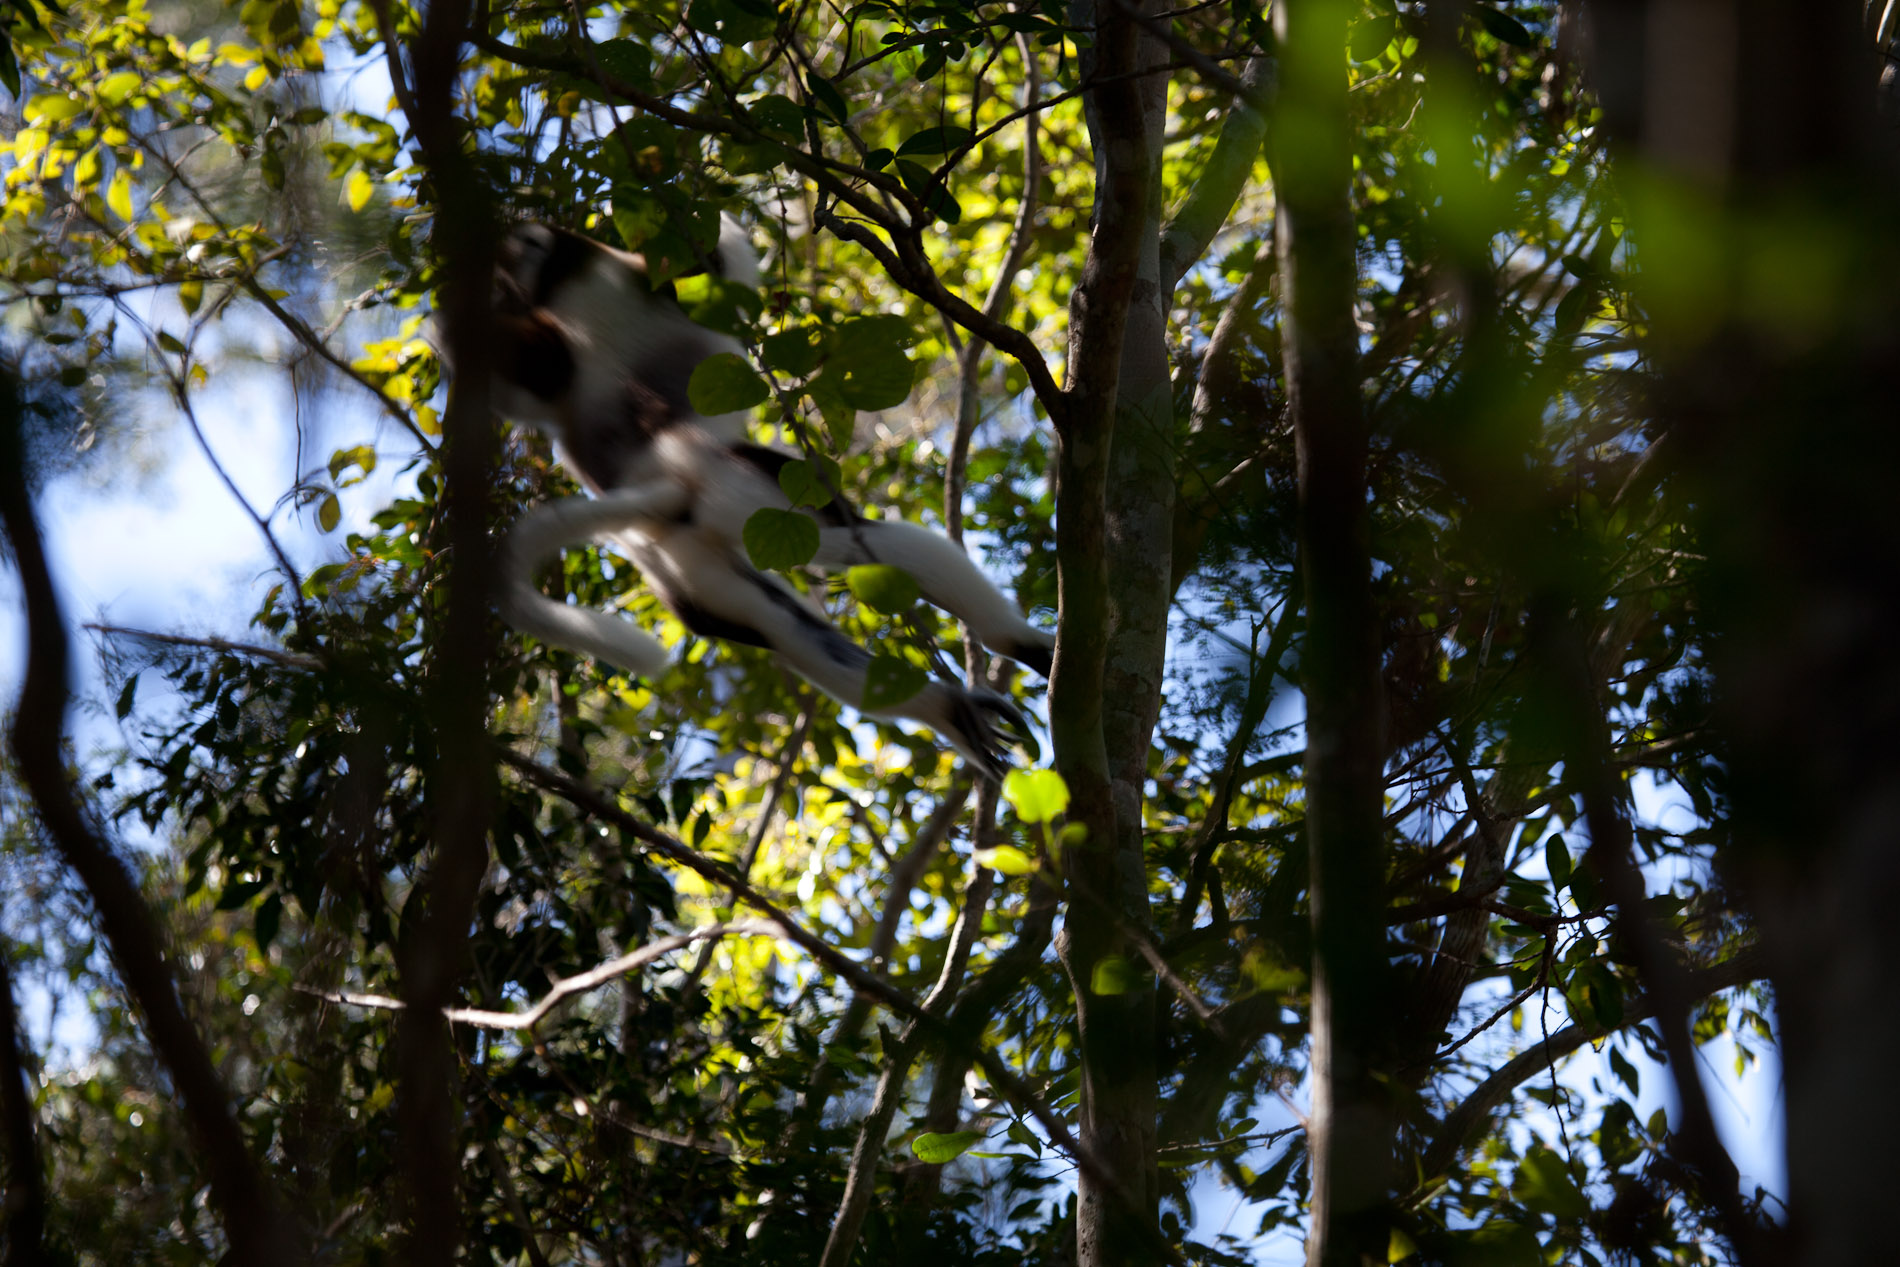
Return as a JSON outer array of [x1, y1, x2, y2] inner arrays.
[[948, 41, 1044, 545], [819, 861, 995, 1267], [166, 377, 314, 632], [311, 922, 784, 1030], [1109, 0, 1266, 107], [84, 624, 324, 673], [1420, 950, 1765, 1180]]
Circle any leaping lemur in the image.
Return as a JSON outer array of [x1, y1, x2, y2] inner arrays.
[[486, 218, 1054, 780]]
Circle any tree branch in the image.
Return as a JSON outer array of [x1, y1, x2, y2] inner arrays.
[[1159, 56, 1274, 293], [0, 374, 306, 1266], [310, 922, 783, 1030], [1420, 950, 1765, 1180]]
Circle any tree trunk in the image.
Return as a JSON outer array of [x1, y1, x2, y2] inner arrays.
[[1584, 4, 1900, 1262], [1273, 3, 1393, 1264], [1057, 2, 1168, 1260]]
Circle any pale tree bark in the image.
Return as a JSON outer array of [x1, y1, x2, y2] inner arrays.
[[1272, 3, 1392, 1265], [1583, 3, 1900, 1264]]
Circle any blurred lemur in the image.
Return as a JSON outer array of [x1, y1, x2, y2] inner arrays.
[[487, 218, 1053, 780]]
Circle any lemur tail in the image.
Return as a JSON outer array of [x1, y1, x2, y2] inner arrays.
[[716, 215, 760, 289]]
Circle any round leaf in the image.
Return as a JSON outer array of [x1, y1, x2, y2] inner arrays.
[[688, 352, 771, 416], [861, 654, 926, 710], [974, 845, 1037, 876], [847, 564, 919, 613], [743, 507, 819, 570], [1002, 768, 1069, 823]]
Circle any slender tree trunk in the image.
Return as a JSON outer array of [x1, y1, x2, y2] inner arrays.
[[1056, 2, 1167, 1260], [385, 5, 502, 1261], [1585, 5, 1900, 1263], [1272, 3, 1392, 1264], [0, 377, 307, 1266], [0, 939, 47, 1267]]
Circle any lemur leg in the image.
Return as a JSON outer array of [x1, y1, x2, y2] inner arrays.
[[645, 528, 1027, 781], [809, 520, 1054, 677], [499, 485, 688, 677]]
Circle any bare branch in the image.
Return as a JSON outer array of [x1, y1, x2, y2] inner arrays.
[[1159, 56, 1274, 293], [309, 922, 784, 1030]]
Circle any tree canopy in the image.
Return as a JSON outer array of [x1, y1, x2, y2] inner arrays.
[[4, 2, 1894, 1266]]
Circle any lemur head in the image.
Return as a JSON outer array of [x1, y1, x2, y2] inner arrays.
[[487, 217, 759, 436]]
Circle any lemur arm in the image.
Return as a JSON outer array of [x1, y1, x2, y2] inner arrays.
[[809, 519, 1054, 677], [498, 485, 688, 678]]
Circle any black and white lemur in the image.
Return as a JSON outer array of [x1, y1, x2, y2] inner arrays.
[[485, 218, 1053, 780]]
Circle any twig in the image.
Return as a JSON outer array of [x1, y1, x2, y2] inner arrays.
[[84, 623, 324, 673], [309, 922, 784, 1030]]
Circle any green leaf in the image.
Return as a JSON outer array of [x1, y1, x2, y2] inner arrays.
[[1609, 1044, 1641, 1095], [896, 124, 973, 157], [911, 1130, 983, 1164], [759, 325, 824, 376], [1090, 954, 1132, 996], [1002, 768, 1069, 823], [180, 280, 204, 316], [806, 74, 849, 124], [743, 508, 819, 570], [861, 654, 926, 710], [1388, 1227, 1419, 1263], [26, 94, 86, 123], [116, 673, 140, 720], [892, 157, 963, 225], [1554, 281, 1593, 337], [1473, 4, 1536, 47], [594, 39, 651, 84], [1515, 1145, 1589, 1219], [106, 169, 135, 223], [1544, 833, 1572, 890], [346, 168, 374, 213], [0, 43, 20, 99], [97, 71, 144, 106], [1005, 1121, 1042, 1157], [847, 564, 919, 613], [317, 493, 341, 533], [831, 315, 916, 410], [688, 353, 771, 416], [328, 444, 378, 482], [254, 892, 283, 953], [974, 845, 1036, 875], [1350, 15, 1397, 62], [775, 457, 835, 509], [748, 93, 806, 139]]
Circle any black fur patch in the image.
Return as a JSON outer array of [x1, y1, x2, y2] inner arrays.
[[502, 313, 576, 402], [669, 598, 773, 650], [631, 336, 715, 423], [1007, 643, 1054, 679], [528, 227, 601, 306]]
